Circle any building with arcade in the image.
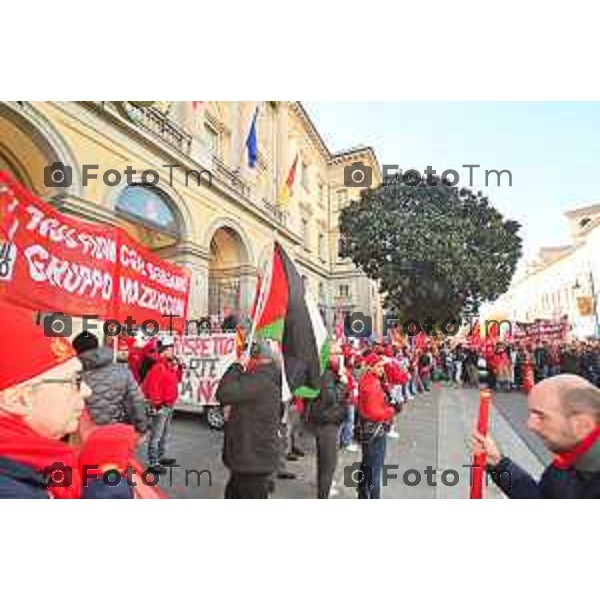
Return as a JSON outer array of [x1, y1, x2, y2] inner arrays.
[[0, 101, 384, 333]]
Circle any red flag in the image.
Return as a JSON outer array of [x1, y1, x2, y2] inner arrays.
[[415, 330, 428, 350]]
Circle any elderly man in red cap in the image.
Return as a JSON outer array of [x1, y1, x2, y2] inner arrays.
[[0, 301, 138, 498]]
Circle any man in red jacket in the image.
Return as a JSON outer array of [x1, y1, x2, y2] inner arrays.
[[356, 352, 398, 499], [142, 337, 183, 474]]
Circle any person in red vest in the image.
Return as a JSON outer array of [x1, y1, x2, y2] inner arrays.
[[128, 336, 158, 384], [142, 336, 183, 474]]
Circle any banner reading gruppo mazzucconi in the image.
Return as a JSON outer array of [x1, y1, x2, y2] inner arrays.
[[0, 171, 190, 330]]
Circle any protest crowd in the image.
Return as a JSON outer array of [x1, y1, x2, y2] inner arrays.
[[1, 171, 600, 499], [4, 296, 600, 500]]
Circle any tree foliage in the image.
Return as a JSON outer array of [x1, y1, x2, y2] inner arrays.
[[338, 177, 523, 324]]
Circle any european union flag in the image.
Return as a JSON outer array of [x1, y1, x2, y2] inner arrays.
[[245, 106, 259, 168]]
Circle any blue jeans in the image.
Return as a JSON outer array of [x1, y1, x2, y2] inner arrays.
[[340, 404, 355, 447], [147, 406, 174, 466], [409, 378, 417, 396], [358, 433, 387, 499]]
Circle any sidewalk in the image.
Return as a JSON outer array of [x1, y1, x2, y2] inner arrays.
[[156, 384, 545, 498], [331, 383, 545, 499]]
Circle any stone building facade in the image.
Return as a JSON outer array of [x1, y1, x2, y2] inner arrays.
[[0, 101, 383, 332]]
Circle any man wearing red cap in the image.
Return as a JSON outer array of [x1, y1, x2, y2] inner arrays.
[[0, 301, 138, 498], [142, 336, 184, 474], [355, 352, 399, 499]]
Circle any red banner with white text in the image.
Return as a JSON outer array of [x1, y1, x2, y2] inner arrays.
[[0, 171, 190, 330]]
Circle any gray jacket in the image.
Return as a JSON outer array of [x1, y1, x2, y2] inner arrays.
[[79, 347, 149, 433]]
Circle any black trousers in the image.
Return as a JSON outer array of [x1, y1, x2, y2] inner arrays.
[[224, 471, 272, 499], [315, 424, 340, 499]]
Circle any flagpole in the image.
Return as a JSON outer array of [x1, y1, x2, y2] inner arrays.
[[245, 240, 275, 360], [233, 101, 261, 175]]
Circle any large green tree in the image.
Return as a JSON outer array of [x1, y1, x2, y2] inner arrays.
[[338, 176, 522, 326]]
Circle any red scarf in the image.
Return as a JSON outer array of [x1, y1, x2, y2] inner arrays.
[[552, 426, 600, 470], [0, 414, 82, 498]]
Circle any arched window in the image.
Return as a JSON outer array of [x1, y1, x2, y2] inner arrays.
[[115, 185, 181, 249]]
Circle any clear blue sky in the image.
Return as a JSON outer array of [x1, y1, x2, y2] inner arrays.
[[304, 102, 600, 260]]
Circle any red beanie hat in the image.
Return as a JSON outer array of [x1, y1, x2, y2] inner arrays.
[[0, 300, 77, 391]]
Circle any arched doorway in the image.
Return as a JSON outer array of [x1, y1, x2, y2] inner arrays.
[[115, 184, 182, 250], [0, 102, 80, 196], [208, 227, 251, 327]]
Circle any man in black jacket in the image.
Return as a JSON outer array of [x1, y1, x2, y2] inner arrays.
[[216, 341, 281, 499], [472, 374, 600, 498]]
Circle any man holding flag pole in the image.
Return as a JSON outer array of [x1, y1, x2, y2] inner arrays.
[[471, 374, 600, 498], [216, 239, 333, 497]]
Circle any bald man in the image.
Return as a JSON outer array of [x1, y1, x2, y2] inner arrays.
[[472, 374, 600, 498]]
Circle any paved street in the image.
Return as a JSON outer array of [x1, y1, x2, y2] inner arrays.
[[144, 385, 547, 499]]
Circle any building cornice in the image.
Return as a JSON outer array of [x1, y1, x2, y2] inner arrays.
[[47, 193, 118, 227], [290, 102, 331, 163]]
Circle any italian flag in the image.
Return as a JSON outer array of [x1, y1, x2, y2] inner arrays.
[[251, 242, 329, 399]]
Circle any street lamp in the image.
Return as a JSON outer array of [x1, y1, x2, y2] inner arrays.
[[574, 271, 600, 339]]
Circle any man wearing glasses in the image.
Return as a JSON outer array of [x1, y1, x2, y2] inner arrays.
[[0, 302, 138, 499]]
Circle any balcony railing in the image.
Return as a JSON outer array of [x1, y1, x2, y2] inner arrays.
[[84, 102, 288, 230], [128, 104, 192, 155], [92, 101, 193, 155], [260, 197, 286, 226], [212, 156, 252, 200], [212, 157, 286, 227]]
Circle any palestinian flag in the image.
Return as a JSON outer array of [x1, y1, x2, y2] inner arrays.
[[252, 242, 329, 398]]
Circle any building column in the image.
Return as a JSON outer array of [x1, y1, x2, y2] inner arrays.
[[157, 241, 210, 319], [277, 102, 290, 190], [238, 264, 258, 316], [227, 101, 240, 170]]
